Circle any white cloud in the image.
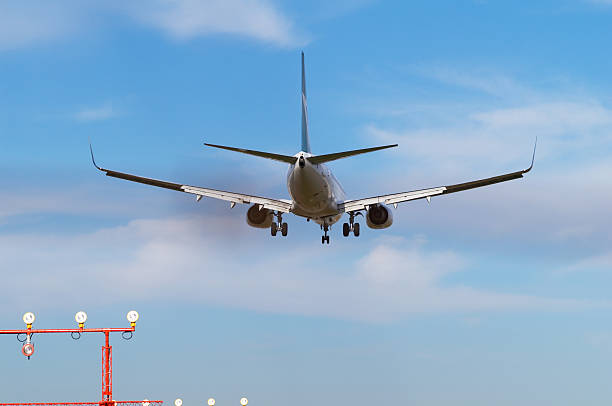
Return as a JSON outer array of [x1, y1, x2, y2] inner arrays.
[[367, 100, 612, 164], [117, 0, 304, 47], [0, 1, 83, 51], [415, 66, 536, 99], [0, 0, 304, 51], [0, 215, 600, 321], [560, 252, 612, 273], [74, 104, 117, 122], [471, 102, 612, 135]]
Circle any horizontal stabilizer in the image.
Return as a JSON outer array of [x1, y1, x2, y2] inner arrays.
[[204, 143, 297, 164], [307, 144, 398, 165]]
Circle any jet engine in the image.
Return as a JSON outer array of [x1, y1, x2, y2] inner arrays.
[[366, 204, 393, 229], [246, 204, 274, 228]]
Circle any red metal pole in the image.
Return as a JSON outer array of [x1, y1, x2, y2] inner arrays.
[[101, 332, 112, 406]]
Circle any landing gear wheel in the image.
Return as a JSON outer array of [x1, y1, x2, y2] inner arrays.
[[271, 224, 277, 236], [281, 222, 288, 237], [353, 222, 360, 237], [343, 223, 350, 237], [321, 224, 330, 244]]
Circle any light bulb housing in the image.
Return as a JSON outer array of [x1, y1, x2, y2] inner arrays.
[[127, 310, 139, 324], [75, 311, 88, 327], [22, 312, 35, 326]]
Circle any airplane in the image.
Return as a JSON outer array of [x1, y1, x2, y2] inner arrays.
[[90, 52, 536, 244]]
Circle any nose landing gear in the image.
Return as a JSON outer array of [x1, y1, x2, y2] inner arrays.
[[342, 212, 360, 237], [271, 212, 288, 237], [321, 224, 330, 244]]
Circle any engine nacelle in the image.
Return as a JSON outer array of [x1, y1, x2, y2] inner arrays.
[[246, 204, 273, 229], [366, 204, 393, 229]]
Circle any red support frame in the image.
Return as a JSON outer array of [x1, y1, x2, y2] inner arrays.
[[0, 319, 161, 406], [102, 332, 112, 404]]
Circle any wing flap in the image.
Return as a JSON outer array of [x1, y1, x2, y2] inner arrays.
[[339, 187, 446, 212], [181, 186, 292, 213]]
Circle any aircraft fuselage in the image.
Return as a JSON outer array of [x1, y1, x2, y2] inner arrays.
[[287, 152, 345, 226]]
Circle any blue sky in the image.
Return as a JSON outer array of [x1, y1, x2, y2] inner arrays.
[[1, 0, 612, 405]]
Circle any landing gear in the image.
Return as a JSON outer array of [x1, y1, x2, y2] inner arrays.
[[321, 224, 330, 244], [343, 212, 360, 237], [271, 212, 288, 238]]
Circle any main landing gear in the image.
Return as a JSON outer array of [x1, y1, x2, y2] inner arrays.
[[271, 212, 288, 237], [321, 224, 330, 244], [342, 212, 360, 237]]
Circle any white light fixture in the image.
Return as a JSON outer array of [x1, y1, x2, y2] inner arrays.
[[75, 311, 88, 325], [208, 398, 216, 406], [142, 399, 150, 406], [175, 399, 183, 406], [127, 310, 140, 323], [240, 398, 248, 406], [22, 312, 35, 325]]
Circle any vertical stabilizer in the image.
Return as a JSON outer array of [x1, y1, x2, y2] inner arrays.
[[301, 52, 311, 153]]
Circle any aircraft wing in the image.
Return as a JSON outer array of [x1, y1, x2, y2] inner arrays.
[[90, 146, 293, 213], [339, 140, 536, 213]]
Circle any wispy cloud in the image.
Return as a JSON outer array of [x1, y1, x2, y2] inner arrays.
[[117, 0, 306, 47], [560, 252, 612, 273], [0, 215, 601, 321], [73, 103, 117, 122], [0, 0, 305, 51], [0, 1, 83, 51]]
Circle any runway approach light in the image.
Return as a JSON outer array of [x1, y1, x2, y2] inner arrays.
[[75, 311, 88, 328], [240, 398, 248, 406], [174, 399, 183, 406], [142, 400, 150, 406], [22, 342, 35, 358], [208, 398, 216, 406], [22, 312, 35, 328], [127, 310, 139, 327]]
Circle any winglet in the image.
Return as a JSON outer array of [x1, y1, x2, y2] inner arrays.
[[89, 139, 103, 171], [524, 137, 537, 173]]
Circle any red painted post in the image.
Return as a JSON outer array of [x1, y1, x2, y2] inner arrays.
[[101, 332, 112, 406]]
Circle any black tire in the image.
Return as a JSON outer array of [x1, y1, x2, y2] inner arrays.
[[321, 235, 325, 244], [281, 222, 288, 236], [326, 236, 330, 244], [271, 224, 277, 236], [353, 223, 360, 237], [343, 223, 350, 237]]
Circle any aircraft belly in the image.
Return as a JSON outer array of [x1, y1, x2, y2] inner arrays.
[[288, 166, 337, 215]]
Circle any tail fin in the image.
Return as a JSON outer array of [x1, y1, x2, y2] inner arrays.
[[301, 51, 311, 153]]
